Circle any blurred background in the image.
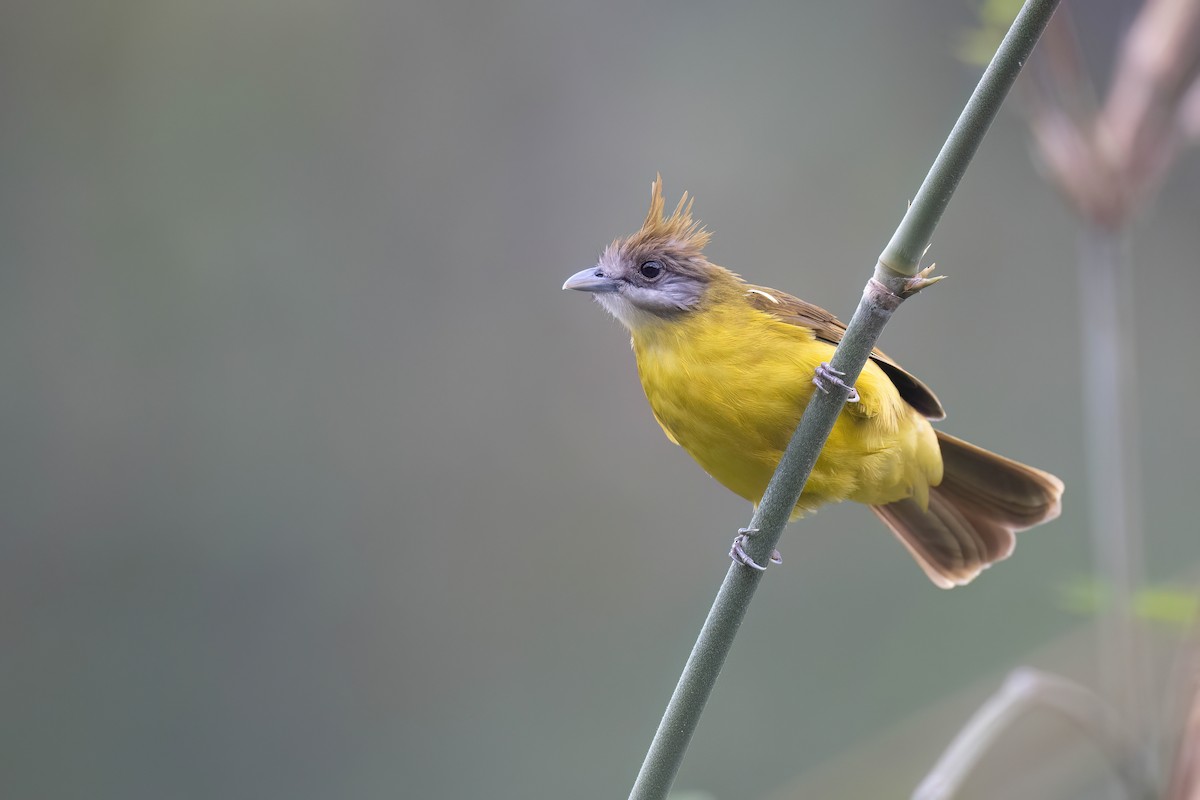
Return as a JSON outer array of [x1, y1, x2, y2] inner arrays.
[[3, 1, 1199, 798]]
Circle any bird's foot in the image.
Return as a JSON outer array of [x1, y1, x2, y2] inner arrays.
[[813, 362, 859, 403], [730, 527, 782, 572]]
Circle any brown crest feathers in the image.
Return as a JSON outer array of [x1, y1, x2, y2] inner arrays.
[[636, 174, 713, 254], [604, 175, 733, 287]]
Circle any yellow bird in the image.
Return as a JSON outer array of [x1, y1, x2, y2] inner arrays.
[[563, 177, 1063, 588]]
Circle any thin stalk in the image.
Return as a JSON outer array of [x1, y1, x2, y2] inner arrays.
[[627, 1, 1062, 798], [1077, 225, 1153, 779]]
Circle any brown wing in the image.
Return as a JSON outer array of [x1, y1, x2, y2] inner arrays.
[[744, 284, 946, 420]]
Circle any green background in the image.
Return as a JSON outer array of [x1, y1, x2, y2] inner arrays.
[[3, 1, 1197, 798]]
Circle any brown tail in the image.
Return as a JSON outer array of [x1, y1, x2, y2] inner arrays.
[[871, 431, 1064, 589]]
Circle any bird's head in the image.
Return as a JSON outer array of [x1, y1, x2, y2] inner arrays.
[[563, 176, 735, 331]]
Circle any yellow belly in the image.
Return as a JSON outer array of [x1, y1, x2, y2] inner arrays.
[[631, 307, 942, 516]]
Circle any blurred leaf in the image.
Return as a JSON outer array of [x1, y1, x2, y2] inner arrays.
[[1132, 587, 1200, 627], [1058, 575, 1110, 616], [957, 0, 1024, 66], [980, 0, 1024, 27], [1058, 576, 1200, 629]]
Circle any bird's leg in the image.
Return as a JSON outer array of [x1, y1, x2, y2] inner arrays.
[[730, 527, 783, 571], [813, 363, 860, 403]]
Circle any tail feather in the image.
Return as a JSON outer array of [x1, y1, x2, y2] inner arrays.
[[871, 431, 1064, 589]]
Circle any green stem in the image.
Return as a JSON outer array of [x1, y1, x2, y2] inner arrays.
[[627, 2, 1062, 798]]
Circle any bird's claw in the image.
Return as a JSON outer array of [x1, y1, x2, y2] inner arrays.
[[813, 363, 859, 402], [730, 527, 782, 571]]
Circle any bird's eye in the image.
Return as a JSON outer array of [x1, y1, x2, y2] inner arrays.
[[639, 261, 663, 280]]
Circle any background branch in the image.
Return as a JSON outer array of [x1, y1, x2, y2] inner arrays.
[[915, 1, 1200, 794], [1024, 0, 1200, 780], [913, 668, 1154, 800]]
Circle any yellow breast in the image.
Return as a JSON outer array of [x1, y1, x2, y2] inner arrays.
[[630, 300, 942, 516]]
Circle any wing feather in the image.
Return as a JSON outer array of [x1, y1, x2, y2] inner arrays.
[[744, 284, 946, 420]]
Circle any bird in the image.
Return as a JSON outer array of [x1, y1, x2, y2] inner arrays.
[[562, 176, 1063, 588]]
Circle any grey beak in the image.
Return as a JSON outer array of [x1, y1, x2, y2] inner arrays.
[[562, 267, 620, 293]]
